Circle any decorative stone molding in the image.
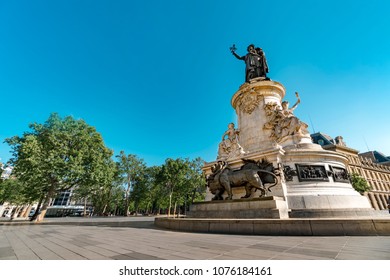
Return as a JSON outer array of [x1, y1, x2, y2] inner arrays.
[[329, 165, 350, 183], [283, 165, 297, 181], [239, 93, 261, 114], [231, 80, 285, 110], [295, 164, 329, 182]]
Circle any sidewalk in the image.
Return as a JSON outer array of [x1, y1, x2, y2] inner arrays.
[[1, 216, 390, 260]]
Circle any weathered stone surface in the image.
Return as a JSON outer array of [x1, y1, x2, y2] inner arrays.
[[155, 217, 390, 236], [188, 196, 289, 219]]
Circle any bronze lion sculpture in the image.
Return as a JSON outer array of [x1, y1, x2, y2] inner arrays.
[[206, 159, 278, 200]]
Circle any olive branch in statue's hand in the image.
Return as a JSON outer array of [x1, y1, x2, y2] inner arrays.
[[230, 44, 237, 53]]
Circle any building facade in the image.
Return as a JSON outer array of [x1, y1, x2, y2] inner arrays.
[[0, 163, 88, 218], [1, 165, 13, 180], [311, 132, 390, 210]]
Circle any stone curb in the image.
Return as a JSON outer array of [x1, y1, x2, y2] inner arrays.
[[155, 217, 390, 236]]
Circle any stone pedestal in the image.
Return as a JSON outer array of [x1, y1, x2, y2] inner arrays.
[[231, 80, 285, 152], [188, 196, 289, 219]]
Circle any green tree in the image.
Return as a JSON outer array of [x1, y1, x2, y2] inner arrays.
[[5, 113, 115, 222], [144, 165, 165, 214], [129, 175, 149, 213], [106, 184, 127, 215], [116, 151, 147, 216], [157, 158, 206, 216], [0, 178, 25, 205], [0, 178, 36, 218], [73, 153, 118, 217], [350, 173, 371, 194], [157, 158, 186, 216], [186, 157, 206, 204]]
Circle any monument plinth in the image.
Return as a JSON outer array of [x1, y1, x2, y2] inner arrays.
[[231, 80, 285, 153]]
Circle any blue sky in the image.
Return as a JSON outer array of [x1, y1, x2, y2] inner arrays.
[[1, 0, 389, 166]]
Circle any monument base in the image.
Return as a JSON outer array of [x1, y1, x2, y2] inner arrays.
[[289, 208, 389, 218], [187, 196, 288, 219], [155, 216, 390, 236]]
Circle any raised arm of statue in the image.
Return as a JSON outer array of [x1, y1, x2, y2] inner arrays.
[[290, 92, 301, 111], [232, 51, 244, 61]]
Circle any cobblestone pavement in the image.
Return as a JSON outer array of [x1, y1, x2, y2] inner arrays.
[[1, 216, 390, 260]]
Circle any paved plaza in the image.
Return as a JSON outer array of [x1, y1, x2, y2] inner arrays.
[[1, 216, 390, 260]]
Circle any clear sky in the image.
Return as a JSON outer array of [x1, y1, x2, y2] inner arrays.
[[1, 0, 389, 167]]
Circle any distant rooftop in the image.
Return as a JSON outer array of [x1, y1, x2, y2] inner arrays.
[[359, 151, 390, 164], [311, 132, 347, 147], [311, 132, 332, 146], [311, 132, 389, 165]]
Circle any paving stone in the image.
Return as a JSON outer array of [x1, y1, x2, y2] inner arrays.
[[0, 246, 15, 258], [1, 217, 390, 260]]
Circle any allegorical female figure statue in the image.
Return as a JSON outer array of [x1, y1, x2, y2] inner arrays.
[[264, 92, 309, 142], [255, 47, 268, 79], [231, 44, 269, 82], [217, 123, 245, 160], [275, 92, 309, 140]]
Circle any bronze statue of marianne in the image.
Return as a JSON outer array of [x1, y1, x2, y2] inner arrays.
[[230, 44, 269, 83]]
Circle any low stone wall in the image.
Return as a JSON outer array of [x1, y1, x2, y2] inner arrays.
[[188, 196, 288, 219], [155, 217, 390, 236]]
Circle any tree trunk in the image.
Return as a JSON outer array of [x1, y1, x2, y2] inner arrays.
[[102, 186, 112, 216], [83, 197, 87, 217], [30, 196, 44, 222], [35, 188, 55, 223], [102, 203, 107, 215], [168, 192, 173, 217], [23, 205, 33, 218], [11, 206, 21, 219], [19, 205, 28, 218], [173, 201, 177, 218], [123, 180, 131, 216]]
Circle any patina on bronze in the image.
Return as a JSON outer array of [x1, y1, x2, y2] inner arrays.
[[206, 159, 278, 200], [231, 44, 269, 82]]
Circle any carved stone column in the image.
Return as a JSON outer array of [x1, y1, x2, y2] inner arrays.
[[231, 80, 285, 153]]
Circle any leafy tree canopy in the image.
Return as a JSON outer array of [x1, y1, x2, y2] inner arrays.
[[350, 173, 371, 194], [5, 113, 114, 221]]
